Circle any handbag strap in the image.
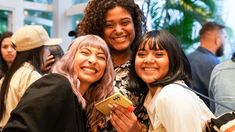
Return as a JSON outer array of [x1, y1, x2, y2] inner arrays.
[[174, 82, 235, 111]]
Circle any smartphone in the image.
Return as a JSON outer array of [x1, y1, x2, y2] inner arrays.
[[95, 93, 133, 115]]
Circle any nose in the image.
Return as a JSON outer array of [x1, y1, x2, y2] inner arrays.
[[7, 46, 15, 52], [88, 54, 97, 64], [114, 24, 124, 35], [144, 54, 155, 63]]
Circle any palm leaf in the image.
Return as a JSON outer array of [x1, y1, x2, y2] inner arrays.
[[145, 0, 219, 50]]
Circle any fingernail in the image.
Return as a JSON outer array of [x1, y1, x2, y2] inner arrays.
[[127, 105, 135, 112], [107, 104, 113, 109], [112, 103, 118, 108]]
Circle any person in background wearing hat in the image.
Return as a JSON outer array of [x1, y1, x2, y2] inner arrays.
[[0, 25, 60, 130], [41, 38, 64, 74]]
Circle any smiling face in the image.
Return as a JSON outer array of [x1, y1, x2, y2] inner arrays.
[[1, 37, 17, 67], [103, 6, 135, 52], [135, 44, 169, 84], [74, 46, 107, 86]]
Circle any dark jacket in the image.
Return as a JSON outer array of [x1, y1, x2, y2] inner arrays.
[[3, 73, 87, 132], [187, 47, 220, 107]]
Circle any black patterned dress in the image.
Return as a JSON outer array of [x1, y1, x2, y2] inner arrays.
[[96, 61, 149, 132], [114, 61, 149, 127]]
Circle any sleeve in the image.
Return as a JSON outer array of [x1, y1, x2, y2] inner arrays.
[[2, 74, 74, 132], [209, 63, 235, 116], [208, 67, 217, 113], [155, 84, 209, 132]]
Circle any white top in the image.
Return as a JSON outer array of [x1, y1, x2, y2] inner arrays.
[[0, 62, 42, 128], [144, 81, 215, 132]]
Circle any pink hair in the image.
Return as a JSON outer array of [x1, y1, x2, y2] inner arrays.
[[51, 35, 114, 130]]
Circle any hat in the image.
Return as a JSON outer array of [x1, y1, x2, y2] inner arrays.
[[68, 30, 76, 37], [45, 38, 63, 46], [11, 25, 62, 51]]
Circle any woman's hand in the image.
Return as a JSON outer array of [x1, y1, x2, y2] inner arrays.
[[41, 55, 55, 73], [110, 104, 144, 132]]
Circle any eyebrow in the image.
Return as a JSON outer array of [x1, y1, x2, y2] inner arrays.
[[81, 47, 90, 51], [82, 47, 105, 55], [105, 17, 132, 22], [122, 17, 132, 20], [97, 51, 105, 55]]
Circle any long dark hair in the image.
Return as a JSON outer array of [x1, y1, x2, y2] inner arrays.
[[0, 32, 13, 77], [128, 30, 192, 93], [0, 46, 44, 120]]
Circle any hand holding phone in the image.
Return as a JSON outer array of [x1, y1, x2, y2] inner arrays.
[[95, 93, 133, 115]]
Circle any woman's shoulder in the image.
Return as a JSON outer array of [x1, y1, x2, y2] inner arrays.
[[156, 82, 201, 112], [16, 62, 41, 77], [157, 81, 197, 104], [160, 82, 189, 95], [24, 73, 73, 98], [36, 73, 70, 86]]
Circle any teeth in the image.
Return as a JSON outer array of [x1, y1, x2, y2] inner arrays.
[[114, 37, 126, 42], [144, 68, 157, 71], [82, 68, 96, 73]]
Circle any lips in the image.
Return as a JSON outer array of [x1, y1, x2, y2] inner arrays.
[[5, 54, 15, 58], [143, 67, 158, 71], [6, 54, 14, 57], [81, 66, 97, 74], [113, 36, 127, 43]]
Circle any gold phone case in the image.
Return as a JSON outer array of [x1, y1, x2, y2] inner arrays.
[[95, 93, 133, 115]]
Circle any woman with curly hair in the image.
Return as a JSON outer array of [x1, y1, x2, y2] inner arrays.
[[79, 0, 149, 131], [2, 35, 115, 132]]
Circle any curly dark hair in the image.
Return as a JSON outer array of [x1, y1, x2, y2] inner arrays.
[[78, 0, 146, 50]]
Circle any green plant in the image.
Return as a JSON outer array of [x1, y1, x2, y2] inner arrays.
[[143, 0, 222, 50]]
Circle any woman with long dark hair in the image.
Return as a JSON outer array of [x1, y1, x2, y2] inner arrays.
[[121, 30, 214, 131], [0, 32, 15, 79]]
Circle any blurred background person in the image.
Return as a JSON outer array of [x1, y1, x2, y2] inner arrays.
[[187, 21, 226, 107], [209, 52, 235, 116], [0, 25, 58, 130], [0, 32, 16, 79], [41, 38, 64, 74]]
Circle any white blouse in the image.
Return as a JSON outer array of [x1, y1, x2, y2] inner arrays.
[[144, 81, 215, 132]]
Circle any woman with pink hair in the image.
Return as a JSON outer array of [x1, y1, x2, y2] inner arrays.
[[3, 35, 114, 132]]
